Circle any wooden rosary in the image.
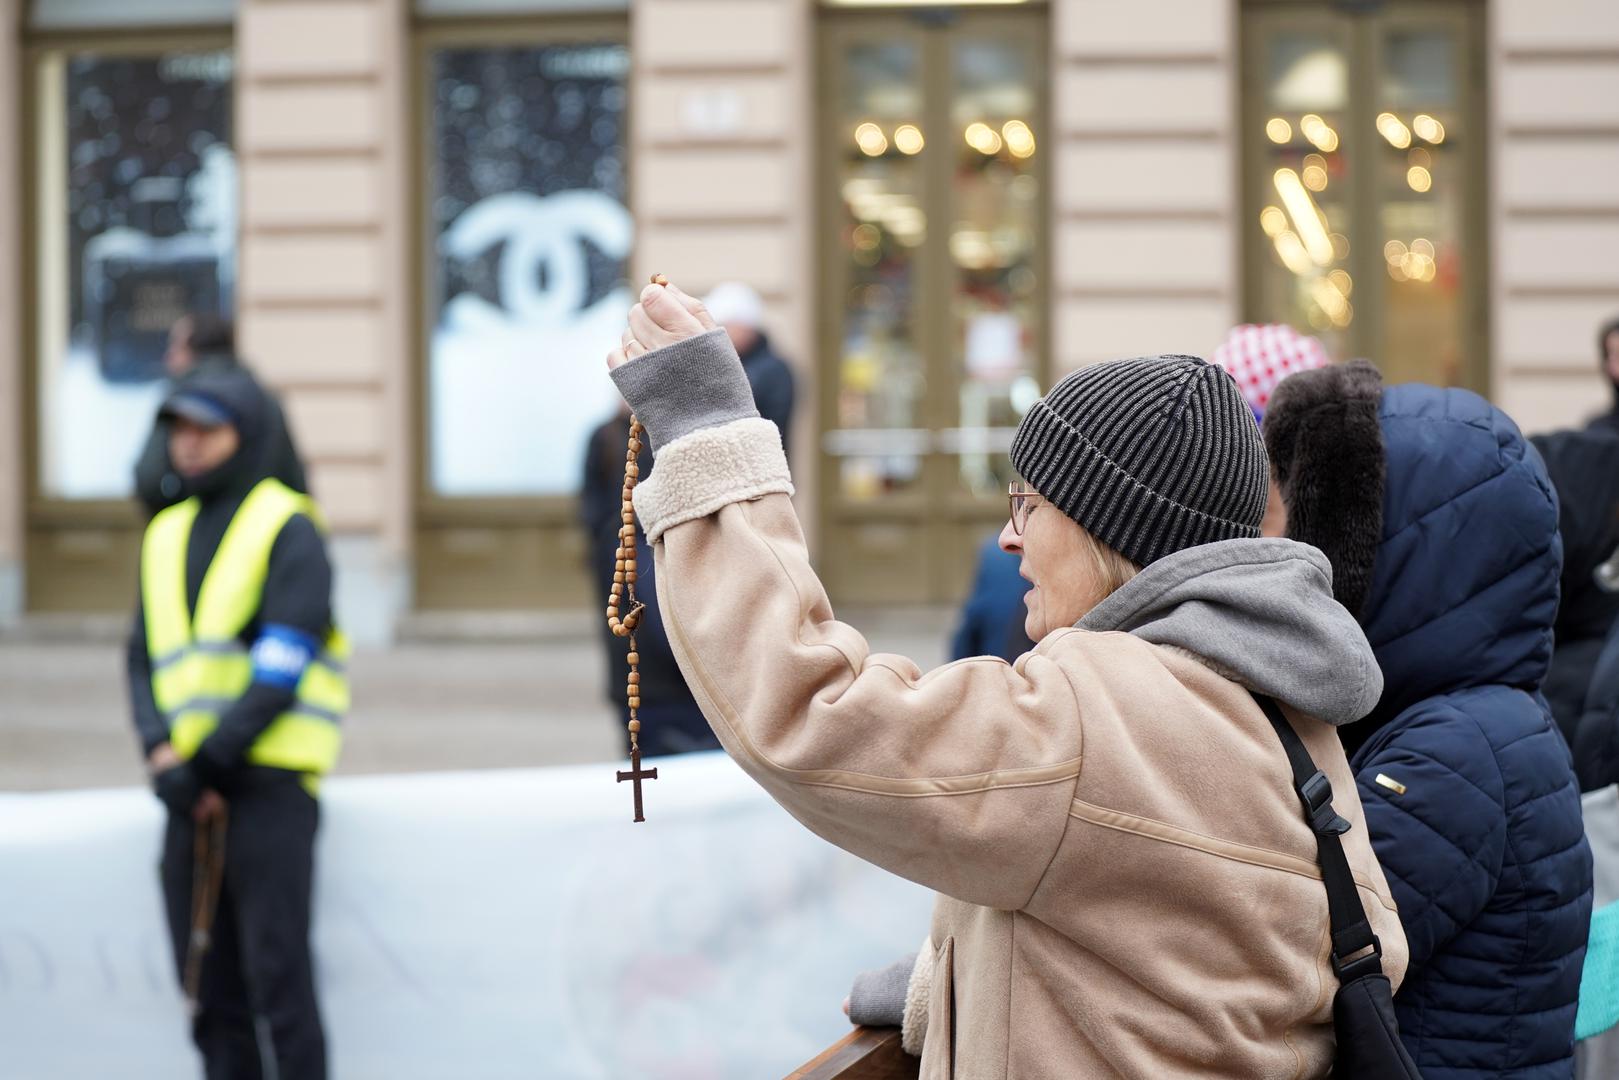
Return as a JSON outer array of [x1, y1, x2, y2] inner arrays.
[[610, 273, 669, 822]]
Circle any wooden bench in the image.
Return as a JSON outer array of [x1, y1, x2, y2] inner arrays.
[[785, 1027, 918, 1080]]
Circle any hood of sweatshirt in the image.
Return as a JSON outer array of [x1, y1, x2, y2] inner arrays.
[[1078, 537, 1384, 725]]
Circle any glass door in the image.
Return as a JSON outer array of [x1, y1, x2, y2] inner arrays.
[[819, 8, 1048, 604], [24, 33, 235, 610], [1243, 1, 1486, 391], [414, 18, 630, 609]]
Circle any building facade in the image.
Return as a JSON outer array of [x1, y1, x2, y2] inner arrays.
[[2, 0, 1615, 642]]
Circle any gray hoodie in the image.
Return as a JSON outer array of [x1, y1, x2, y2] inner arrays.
[[1079, 537, 1384, 726]]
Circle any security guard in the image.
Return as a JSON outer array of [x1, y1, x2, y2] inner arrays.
[[128, 368, 347, 1080]]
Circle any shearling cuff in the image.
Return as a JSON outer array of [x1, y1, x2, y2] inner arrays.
[[608, 328, 759, 454], [900, 938, 933, 1057], [631, 417, 793, 542]]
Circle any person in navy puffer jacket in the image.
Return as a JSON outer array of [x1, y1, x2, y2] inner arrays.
[[1264, 361, 1594, 1078]]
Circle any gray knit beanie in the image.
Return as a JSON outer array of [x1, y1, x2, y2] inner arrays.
[[1009, 354, 1269, 567]]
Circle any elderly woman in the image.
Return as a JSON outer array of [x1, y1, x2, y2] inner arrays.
[[606, 282, 1406, 1079]]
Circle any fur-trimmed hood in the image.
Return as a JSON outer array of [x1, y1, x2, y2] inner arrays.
[[1261, 360, 1385, 618], [1267, 373, 1562, 732]]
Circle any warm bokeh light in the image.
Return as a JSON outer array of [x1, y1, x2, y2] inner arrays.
[[1273, 230, 1313, 275], [855, 122, 888, 156], [965, 121, 1002, 155], [894, 124, 924, 155], [1413, 113, 1445, 143], [1407, 165, 1432, 193], [1274, 168, 1334, 266], [1266, 117, 1292, 144], [1377, 111, 1411, 149]]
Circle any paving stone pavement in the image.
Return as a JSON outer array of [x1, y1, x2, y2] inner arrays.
[[0, 608, 953, 792]]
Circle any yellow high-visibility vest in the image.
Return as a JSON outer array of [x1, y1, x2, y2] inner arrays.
[[141, 477, 349, 778]]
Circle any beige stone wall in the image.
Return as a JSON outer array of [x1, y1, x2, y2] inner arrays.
[[1050, 0, 1240, 373], [1490, 0, 1619, 433], [236, 0, 413, 641], [0, 0, 22, 618], [629, 0, 815, 526]]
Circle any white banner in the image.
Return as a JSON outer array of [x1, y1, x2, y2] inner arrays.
[[0, 752, 933, 1079]]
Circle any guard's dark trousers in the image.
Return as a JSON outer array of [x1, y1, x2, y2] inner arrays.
[[161, 768, 326, 1080]]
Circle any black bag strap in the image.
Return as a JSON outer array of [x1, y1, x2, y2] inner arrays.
[[1252, 693, 1384, 982]]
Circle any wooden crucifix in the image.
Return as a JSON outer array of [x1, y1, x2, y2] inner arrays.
[[616, 748, 659, 824]]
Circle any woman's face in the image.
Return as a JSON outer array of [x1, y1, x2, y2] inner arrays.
[[999, 493, 1109, 641]]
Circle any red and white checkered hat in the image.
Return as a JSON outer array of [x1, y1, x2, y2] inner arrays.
[[1210, 323, 1333, 418]]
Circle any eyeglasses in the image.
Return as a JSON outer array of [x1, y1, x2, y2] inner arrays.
[[1007, 481, 1045, 536]]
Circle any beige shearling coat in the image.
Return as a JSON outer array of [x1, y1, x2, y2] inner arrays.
[[611, 330, 1408, 1079]]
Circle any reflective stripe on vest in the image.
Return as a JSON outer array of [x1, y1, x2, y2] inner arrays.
[[142, 478, 349, 776]]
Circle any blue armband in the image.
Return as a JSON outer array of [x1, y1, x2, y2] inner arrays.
[[250, 624, 320, 690]]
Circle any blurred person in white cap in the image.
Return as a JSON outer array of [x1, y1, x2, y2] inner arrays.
[[703, 281, 796, 456]]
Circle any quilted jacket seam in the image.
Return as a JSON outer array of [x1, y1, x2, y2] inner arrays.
[[1370, 544, 1550, 656]]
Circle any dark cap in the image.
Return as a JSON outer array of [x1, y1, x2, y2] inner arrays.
[[159, 389, 238, 429]]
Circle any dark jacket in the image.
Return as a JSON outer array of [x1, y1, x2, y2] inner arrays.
[[1573, 619, 1619, 793], [134, 352, 307, 515], [1353, 386, 1593, 1078], [949, 533, 1034, 662], [128, 370, 334, 784], [738, 333, 795, 457], [580, 416, 716, 755], [1530, 428, 1619, 747]]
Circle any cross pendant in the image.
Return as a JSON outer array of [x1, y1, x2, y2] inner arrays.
[[616, 747, 658, 823]]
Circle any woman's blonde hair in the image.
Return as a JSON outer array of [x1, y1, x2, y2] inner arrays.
[[1076, 525, 1142, 602]]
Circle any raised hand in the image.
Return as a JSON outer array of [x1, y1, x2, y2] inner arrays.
[[607, 278, 718, 370]]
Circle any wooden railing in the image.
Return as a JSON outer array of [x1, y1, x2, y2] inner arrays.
[[785, 1027, 918, 1080]]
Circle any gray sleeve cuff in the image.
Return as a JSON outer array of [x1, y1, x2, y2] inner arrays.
[[608, 328, 759, 454], [847, 952, 916, 1028]]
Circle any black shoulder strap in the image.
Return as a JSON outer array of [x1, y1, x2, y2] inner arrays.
[[1252, 693, 1384, 982]]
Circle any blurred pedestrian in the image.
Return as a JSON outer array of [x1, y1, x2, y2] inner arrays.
[[1209, 322, 1332, 425], [703, 282, 796, 455], [581, 408, 717, 756], [1264, 362, 1594, 1076], [129, 369, 346, 1080], [134, 314, 307, 514], [1593, 316, 1619, 436], [1529, 428, 1619, 750], [1574, 591, 1619, 1080], [948, 532, 1033, 662], [1572, 593, 1619, 793], [607, 281, 1407, 1078]]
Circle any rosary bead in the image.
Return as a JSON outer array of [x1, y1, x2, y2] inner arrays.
[[628, 696, 641, 710], [627, 651, 639, 665], [626, 570, 637, 583], [615, 560, 626, 573], [628, 672, 640, 686], [614, 572, 625, 585], [628, 719, 641, 734], [626, 463, 640, 479], [622, 511, 635, 525]]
